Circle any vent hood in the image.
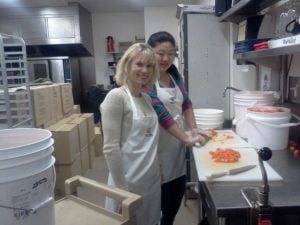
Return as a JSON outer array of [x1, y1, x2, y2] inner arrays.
[[0, 2, 94, 57]]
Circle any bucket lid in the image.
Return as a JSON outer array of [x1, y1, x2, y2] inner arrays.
[[233, 100, 273, 106], [247, 106, 289, 113], [234, 91, 274, 100], [0, 128, 52, 151], [247, 106, 291, 118]]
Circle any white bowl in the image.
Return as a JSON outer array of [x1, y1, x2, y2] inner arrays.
[[194, 108, 224, 127], [193, 108, 224, 117], [195, 117, 224, 123], [195, 115, 224, 120], [196, 122, 223, 129]]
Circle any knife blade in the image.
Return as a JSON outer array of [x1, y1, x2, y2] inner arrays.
[[206, 164, 256, 179]]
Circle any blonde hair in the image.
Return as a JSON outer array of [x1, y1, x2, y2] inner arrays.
[[115, 43, 159, 88]]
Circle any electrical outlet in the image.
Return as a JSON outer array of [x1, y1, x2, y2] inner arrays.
[[258, 65, 271, 91], [289, 76, 300, 103]]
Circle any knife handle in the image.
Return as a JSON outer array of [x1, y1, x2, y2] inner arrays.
[[207, 171, 228, 179]]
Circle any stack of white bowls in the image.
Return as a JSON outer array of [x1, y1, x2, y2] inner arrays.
[[194, 108, 225, 129]]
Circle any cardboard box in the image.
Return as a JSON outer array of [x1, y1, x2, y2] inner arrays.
[[80, 145, 90, 175], [73, 105, 81, 114], [63, 105, 81, 118], [44, 119, 59, 128], [30, 85, 51, 127], [68, 116, 88, 149], [50, 123, 80, 164], [46, 117, 70, 130], [50, 84, 63, 121], [94, 127, 103, 156], [88, 140, 96, 168], [55, 153, 82, 196], [60, 83, 74, 114], [80, 113, 95, 143], [66, 113, 81, 120], [48, 114, 89, 160]]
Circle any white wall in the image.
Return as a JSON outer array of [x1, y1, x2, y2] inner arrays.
[[289, 53, 300, 78], [91, 4, 217, 87], [144, 6, 179, 43], [91, 12, 145, 87]]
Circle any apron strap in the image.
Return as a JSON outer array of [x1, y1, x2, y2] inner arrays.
[[124, 85, 138, 117]]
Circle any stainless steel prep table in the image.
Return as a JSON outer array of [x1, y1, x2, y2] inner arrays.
[[196, 149, 300, 225]]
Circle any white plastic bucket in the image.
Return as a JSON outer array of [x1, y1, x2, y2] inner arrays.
[[0, 128, 55, 225], [246, 106, 300, 150], [0, 128, 53, 159], [233, 91, 274, 138]]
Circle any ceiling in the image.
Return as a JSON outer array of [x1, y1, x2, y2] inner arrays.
[[0, 0, 197, 13]]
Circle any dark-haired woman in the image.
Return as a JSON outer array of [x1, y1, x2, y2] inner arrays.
[[144, 31, 208, 225]]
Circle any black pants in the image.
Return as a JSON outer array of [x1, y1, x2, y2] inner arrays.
[[160, 175, 186, 225]]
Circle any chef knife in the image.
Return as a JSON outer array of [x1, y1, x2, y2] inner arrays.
[[206, 164, 256, 179]]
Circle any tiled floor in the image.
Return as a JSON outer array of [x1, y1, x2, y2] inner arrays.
[[78, 155, 199, 225]]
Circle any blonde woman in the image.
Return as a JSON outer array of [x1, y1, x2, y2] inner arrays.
[[100, 43, 161, 225]]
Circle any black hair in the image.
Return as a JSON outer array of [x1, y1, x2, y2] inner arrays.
[[147, 31, 176, 48]]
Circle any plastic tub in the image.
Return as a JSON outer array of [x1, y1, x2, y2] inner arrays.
[[0, 128, 55, 225], [233, 91, 275, 138], [0, 128, 53, 159], [246, 106, 300, 150]]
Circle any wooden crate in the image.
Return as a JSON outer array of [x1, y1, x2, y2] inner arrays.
[[55, 176, 142, 225]]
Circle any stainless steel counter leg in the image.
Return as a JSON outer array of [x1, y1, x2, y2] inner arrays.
[[197, 181, 205, 225], [185, 145, 197, 206], [198, 197, 203, 222], [218, 217, 226, 225]]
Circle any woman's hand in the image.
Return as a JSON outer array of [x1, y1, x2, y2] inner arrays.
[[185, 130, 208, 146], [192, 128, 212, 140]]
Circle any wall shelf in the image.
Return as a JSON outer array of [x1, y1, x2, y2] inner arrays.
[[234, 44, 300, 60], [219, 0, 281, 23], [233, 44, 300, 69]]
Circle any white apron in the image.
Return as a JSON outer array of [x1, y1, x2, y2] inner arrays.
[[106, 86, 161, 225], [155, 76, 186, 183]]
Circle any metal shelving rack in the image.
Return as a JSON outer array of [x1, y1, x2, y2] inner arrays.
[[218, 0, 281, 23], [0, 33, 33, 128], [223, 0, 300, 69]]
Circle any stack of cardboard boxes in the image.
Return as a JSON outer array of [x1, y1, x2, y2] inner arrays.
[[29, 83, 103, 196], [30, 83, 79, 128], [48, 113, 102, 195]]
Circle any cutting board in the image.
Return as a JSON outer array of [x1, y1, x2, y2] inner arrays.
[[200, 129, 251, 148], [193, 147, 283, 182]]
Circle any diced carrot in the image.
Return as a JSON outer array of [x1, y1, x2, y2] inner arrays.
[[225, 135, 234, 139], [207, 129, 217, 137], [209, 148, 241, 163]]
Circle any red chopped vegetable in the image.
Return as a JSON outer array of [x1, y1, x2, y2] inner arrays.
[[209, 148, 240, 163]]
